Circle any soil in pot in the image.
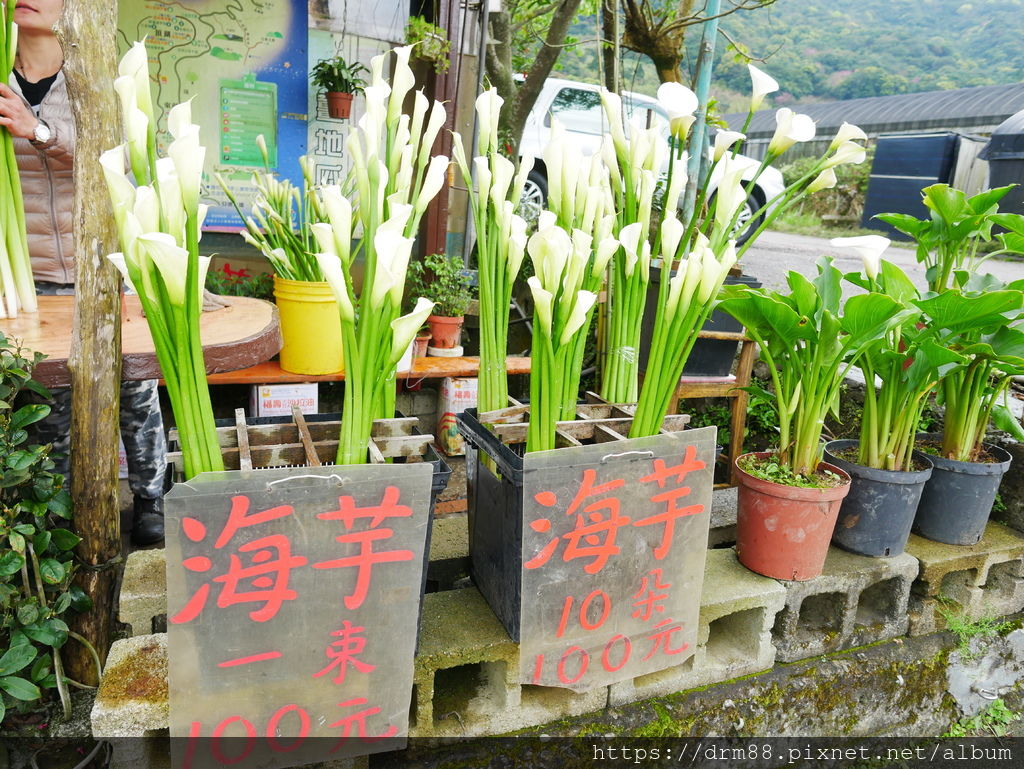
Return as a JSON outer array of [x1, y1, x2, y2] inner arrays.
[[734, 452, 851, 581], [824, 439, 932, 558], [912, 434, 1012, 545]]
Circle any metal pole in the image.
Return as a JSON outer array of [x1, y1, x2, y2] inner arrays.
[[680, 0, 721, 226], [461, 0, 491, 265]]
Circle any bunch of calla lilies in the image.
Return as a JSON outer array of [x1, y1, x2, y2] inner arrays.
[[451, 91, 531, 415], [313, 46, 450, 464], [102, 42, 222, 478], [0, 0, 36, 318]]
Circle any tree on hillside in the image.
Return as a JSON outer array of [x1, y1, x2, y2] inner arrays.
[[620, 0, 775, 84], [486, 0, 589, 153]]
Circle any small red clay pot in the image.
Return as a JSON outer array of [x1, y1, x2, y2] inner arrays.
[[427, 315, 464, 349], [734, 451, 851, 581], [326, 91, 354, 119]]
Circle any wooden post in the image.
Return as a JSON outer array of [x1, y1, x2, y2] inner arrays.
[[55, 1, 123, 684]]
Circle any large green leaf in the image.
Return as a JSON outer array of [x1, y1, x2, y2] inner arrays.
[[916, 290, 1024, 336], [38, 558, 66, 585], [991, 213, 1024, 235], [992, 404, 1024, 442], [0, 550, 25, 577], [874, 212, 929, 239], [840, 293, 913, 351], [923, 184, 969, 227], [878, 260, 920, 305], [22, 619, 68, 648], [719, 292, 810, 350], [49, 529, 81, 552], [904, 340, 965, 392], [968, 185, 1014, 216], [0, 644, 37, 677], [786, 271, 819, 319], [10, 404, 49, 430], [812, 255, 843, 318], [0, 675, 41, 702]]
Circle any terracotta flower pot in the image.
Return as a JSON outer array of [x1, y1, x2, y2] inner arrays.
[[413, 332, 431, 358], [427, 314, 464, 349], [734, 451, 851, 581], [326, 91, 354, 119]]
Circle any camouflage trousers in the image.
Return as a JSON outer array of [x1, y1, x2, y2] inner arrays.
[[31, 282, 167, 499]]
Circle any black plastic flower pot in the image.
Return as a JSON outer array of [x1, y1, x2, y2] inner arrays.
[[823, 439, 933, 558], [911, 433, 1012, 546]]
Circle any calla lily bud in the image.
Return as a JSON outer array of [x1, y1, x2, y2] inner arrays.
[[660, 215, 685, 262], [168, 127, 205, 211], [512, 155, 535, 204], [823, 140, 867, 169], [560, 290, 598, 346], [99, 146, 135, 229], [600, 89, 628, 154], [451, 131, 471, 179], [321, 185, 352, 264], [390, 298, 436, 366], [419, 101, 448, 167], [371, 230, 414, 308], [118, 41, 155, 123], [767, 108, 816, 155], [830, 235, 890, 281], [475, 89, 503, 155], [369, 51, 386, 87], [665, 151, 689, 212], [680, 249, 703, 303], [315, 253, 355, 322], [807, 167, 838, 194], [713, 130, 746, 162], [256, 133, 270, 167], [829, 122, 868, 151], [388, 46, 416, 125], [714, 157, 748, 231], [124, 106, 150, 184], [473, 157, 492, 205], [594, 236, 618, 279], [527, 277, 554, 335], [748, 64, 779, 111], [508, 228, 528, 280]]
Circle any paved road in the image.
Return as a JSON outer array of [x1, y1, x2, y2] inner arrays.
[[740, 230, 1024, 296]]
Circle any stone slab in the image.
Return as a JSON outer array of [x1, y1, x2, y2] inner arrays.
[[708, 486, 738, 547]]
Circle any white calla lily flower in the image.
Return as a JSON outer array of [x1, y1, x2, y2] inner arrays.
[[829, 122, 868, 151], [388, 46, 416, 125], [527, 277, 554, 335], [660, 215, 685, 261], [657, 82, 698, 140], [311, 222, 337, 256], [99, 146, 135, 229], [767, 108, 816, 155], [315, 253, 355, 321], [618, 222, 644, 277], [418, 101, 448, 167], [475, 89, 503, 155], [371, 230, 414, 308], [167, 99, 194, 140], [712, 130, 746, 162], [528, 224, 572, 288], [118, 41, 154, 123], [823, 140, 867, 169], [713, 157, 748, 231], [133, 185, 161, 235], [560, 290, 598, 346], [489, 155, 515, 208], [748, 64, 779, 111], [106, 253, 141, 295], [806, 167, 838, 194], [320, 185, 352, 264], [830, 235, 891, 281], [391, 298, 436, 365], [137, 233, 189, 306], [417, 155, 450, 214], [599, 89, 628, 154]]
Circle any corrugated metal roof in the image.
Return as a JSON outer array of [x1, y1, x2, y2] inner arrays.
[[726, 82, 1024, 139]]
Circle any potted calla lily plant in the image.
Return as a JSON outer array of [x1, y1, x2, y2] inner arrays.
[[718, 256, 912, 580], [911, 274, 1024, 545]]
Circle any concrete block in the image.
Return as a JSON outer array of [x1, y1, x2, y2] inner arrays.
[[708, 486, 738, 548], [91, 633, 169, 737], [119, 549, 167, 636], [412, 587, 606, 737], [771, 547, 919, 662], [426, 513, 470, 592], [906, 521, 1024, 636], [609, 549, 786, 706]]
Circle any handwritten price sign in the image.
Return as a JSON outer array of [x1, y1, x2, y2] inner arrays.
[[518, 427, 715, 691], [164, 464, 433, 768]]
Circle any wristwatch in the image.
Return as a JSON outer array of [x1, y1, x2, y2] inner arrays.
[[30, 119, 51, 146]]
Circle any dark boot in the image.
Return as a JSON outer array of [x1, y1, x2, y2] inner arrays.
[[132, 495, 165, 546]]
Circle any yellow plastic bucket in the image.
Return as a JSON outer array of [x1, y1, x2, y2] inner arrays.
[[273, 276, 344, 375]]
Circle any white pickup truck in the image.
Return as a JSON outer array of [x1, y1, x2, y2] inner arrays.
[[518, 77, 785, 242]]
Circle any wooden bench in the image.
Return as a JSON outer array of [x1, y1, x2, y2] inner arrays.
[[204, 356, 532, 385]]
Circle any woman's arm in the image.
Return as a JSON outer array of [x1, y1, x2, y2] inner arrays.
[[0, 81, 75, 167]]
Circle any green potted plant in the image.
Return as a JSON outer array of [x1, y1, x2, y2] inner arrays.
[[910, 273, 1024, 545], [406, 16, 451, 74], [407, 253, 473, 354], [718, 256, 911, 580], [821, 240, 949, 557], [310, 54, 368, 120]]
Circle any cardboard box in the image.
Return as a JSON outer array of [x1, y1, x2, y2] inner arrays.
[[250, 384, 319, 418], [436, 377, 478, 456]]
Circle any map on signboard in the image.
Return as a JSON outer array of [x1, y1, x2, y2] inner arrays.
[[117, 0, 308, 229]]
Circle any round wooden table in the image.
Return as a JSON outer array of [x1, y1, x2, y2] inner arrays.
[[2, 295, 282, 387]]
